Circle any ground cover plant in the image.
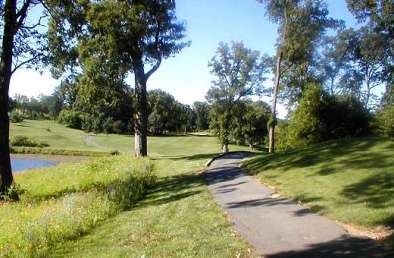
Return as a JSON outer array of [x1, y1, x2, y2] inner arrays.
[[243, 137, 394, 233], [0, 156, 155, 257]]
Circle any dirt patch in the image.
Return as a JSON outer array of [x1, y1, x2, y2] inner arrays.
[[339, 222, 394, 241]]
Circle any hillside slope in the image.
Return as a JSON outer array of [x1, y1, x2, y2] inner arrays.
[[243, 137, 394, 233]]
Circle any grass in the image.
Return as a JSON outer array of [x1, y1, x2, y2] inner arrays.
[[3, 120, 253, 257], [50, 158, 251, 258], [10, 120, 250, 155], [243, 137, 394, 232], [0, 156, 155, 257]]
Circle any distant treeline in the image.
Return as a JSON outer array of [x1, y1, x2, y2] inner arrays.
[[9, 83, 271, 147]]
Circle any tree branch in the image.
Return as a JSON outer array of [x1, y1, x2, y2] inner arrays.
[[11, 53, 41, 75], [15, 0, 33, 30]]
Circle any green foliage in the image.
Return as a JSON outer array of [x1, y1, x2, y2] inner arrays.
[[193, 101, 210, 131], [207, 41, 269, 148], [282, 83, 371, 149], [148, 89, 194, 135], [58, 109, 83, 129], [0, 156, 155, 257], [9, 111, 24, 123], [375, 105, 394, 137], [231, 101, 271, 147], [10, 136, 49, 148]]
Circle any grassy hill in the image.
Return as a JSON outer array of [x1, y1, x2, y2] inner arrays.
[[2, 120, 253, 257], [243, 137, 394, 234], [10, 120, 250, 156]]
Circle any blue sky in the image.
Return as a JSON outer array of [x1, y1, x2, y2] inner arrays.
[[10, 0, 358, 115]]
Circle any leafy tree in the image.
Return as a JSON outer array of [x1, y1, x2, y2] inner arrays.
[[257, 0, 338, 153], [192, 101, 210, 131], [148, 89, 195, 135], [0, 0, 46, 196], [231, 100, 271, 148], [207, 41, 269, 152], [330, 27, 391, 108], [284, 83, 371, 149], [48, 0, 188, 157]]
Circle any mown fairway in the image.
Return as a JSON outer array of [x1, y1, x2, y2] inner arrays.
[[243, 137, 394, 233], [10, 120, 250, 156]]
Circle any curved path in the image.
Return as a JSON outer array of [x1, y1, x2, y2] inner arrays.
[[204, 152, 393, 258]]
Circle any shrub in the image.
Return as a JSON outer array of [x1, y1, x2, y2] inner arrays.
[[375, 105, 394, 137], [10, 136, 49, 148], [9, 111, 24, 123], [58, 109, 83, 129], [284, 83, 371, 149]]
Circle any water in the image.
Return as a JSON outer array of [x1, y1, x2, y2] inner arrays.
[[11, 159, 58, 173]]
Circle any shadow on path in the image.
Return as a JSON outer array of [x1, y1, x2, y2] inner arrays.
[[203, 151, 394, 258]]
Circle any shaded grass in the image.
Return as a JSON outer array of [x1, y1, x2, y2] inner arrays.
[[50, 157, 252, 257], [243, 137, 394, 230]]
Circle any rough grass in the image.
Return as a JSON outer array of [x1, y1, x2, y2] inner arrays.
[[243, 137, 394, 231], [0, 156, 155, 257], [50, 157, 252, 258]]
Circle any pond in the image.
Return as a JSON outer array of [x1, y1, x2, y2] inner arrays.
[[11, 159, 58, 173]]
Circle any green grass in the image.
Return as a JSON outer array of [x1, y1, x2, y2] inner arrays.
[[243, 137, 394, 230], [11, 120, 250, 156], [4, 120, 253, 257], [50, 158, 251, 258], [0, 156, 155, 257]]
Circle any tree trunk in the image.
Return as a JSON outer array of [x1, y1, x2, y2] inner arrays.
[[0, 0, 16, 196], [222, 143, 229, 153], [133, 59, 148, 157], [268, 50, 282, 153]]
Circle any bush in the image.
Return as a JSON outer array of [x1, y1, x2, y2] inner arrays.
[[58, 109, 83, 129], [10, 136, 49, 148], [9, 111, 24, 123], [375, 105, 394, 137], [283, 83, 371, 149]]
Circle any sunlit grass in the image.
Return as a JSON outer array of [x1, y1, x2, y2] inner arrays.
[[0, 156, 155, 257], [243, 137, 394, 230]]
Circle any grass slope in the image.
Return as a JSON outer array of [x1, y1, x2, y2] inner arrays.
[[11, 120, 250, 155], [243, 137, 394, 231]]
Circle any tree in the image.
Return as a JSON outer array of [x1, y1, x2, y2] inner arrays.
[[328, 27, 391, 108], [207, 41, 269, 153], [257, 0, 337, 153], [0, 0, 46, 196], [47, 0, 188, 157], [192, 101, 210, 131], [231, 100, 271, 148]]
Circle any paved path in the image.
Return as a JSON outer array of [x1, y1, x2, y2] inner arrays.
[[204, 152, 394, 258]]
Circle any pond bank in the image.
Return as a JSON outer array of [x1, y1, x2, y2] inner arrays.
[[11, 154, 90, 163]]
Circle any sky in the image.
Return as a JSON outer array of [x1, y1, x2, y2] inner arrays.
[[10, 0, 359, 117]]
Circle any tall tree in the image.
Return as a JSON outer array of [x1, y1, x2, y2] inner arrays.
[[192, 101, 210, 131], [47, 0, 188, 157], [0, 0, 46, 196], [257, 0, 337, 153], [207, 41, 269, 153]]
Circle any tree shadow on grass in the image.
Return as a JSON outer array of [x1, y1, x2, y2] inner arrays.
[[136, 172, 204, 208], [341, 172, 394, 211], [244, 138, 392, 174], [266, 235, 394, 258]]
